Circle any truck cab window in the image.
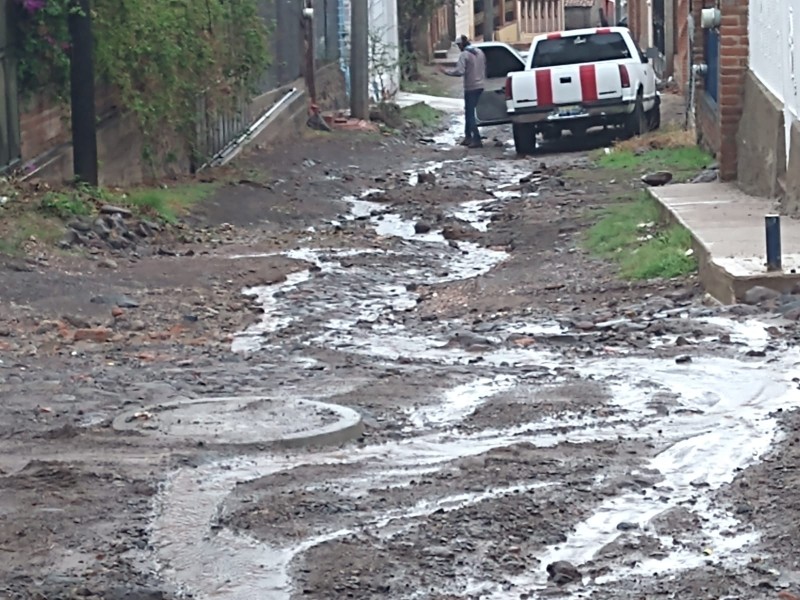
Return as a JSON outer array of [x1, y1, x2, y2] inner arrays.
[[532, 33, 631, 68]]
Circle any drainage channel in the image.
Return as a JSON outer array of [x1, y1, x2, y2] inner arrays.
[[147, 118, 800, 599]]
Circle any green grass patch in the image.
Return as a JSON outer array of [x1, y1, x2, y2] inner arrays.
[[595, 145, 713, 182], [35, 181, 217, 224], [585, 193, 697, 280], [0, 179, 219, 255], [401, 102, 444, 128], [40, 190, 94, 219], [0, 212, 64, 255], [401, 77, 447, 97], [123, 183, 217, 223]]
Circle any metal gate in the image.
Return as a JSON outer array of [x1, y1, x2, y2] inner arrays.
[[652, 0, 667, 77], [194, 93, 251, 166], [703, 25, 719, 102], [0, 0, 20, 172]]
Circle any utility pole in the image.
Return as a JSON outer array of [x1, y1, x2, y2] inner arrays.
[[484, 1, 494, 41], [303, 0, 317, 104], [349, 0, 369, 119], [68, 0, 98, 186]]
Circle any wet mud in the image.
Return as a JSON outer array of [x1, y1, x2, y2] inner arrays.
[[3, 93, 800, 600]]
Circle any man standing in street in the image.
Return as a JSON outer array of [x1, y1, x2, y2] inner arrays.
[[441, 35, 486, 149]]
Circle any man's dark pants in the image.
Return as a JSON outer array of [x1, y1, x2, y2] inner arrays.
[[464, 88, 484, 142]]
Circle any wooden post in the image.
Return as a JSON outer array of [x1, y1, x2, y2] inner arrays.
[[68, 0, 98, 185]]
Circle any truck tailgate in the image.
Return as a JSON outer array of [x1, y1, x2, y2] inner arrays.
[[511, 62, 624, 109]]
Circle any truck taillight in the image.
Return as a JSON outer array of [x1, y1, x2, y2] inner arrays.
[[619, 65, 631, 88], [505, 76, 513, 100]]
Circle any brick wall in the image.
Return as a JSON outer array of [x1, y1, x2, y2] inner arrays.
[[673, 0, 690, 92], [20, 86, 120, 164], [693, 0, 749, 181], [634, 0, 650, 47], [627, 0, 643, 47], [20, 97, 67, 162], [717, 0, 748, 179], [17, 65, 346, 186]]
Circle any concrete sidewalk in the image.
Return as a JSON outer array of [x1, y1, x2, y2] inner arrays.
[[395, 91, 463, 113], [649, 182, 800, 304]]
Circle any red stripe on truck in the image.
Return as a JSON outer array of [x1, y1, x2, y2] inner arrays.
[[595, 27, 611, 34], [546, 32, 561, 39], [535, 69, 553, 107], [579, 65, 598, 102]]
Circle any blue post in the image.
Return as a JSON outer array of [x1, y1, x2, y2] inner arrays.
[[765, 214, 782, 272]]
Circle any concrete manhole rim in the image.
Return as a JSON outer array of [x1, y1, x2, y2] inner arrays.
[[112, 396, 364, 449]]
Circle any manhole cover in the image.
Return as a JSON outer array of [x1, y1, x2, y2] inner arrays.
[[112, 396, 363, 448]]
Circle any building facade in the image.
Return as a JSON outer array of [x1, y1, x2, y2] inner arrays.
[[454, 0, 565, 45], [735, 0, 799, 210]]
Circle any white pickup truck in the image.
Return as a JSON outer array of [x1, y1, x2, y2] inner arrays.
[[472, 27, 660, 154]]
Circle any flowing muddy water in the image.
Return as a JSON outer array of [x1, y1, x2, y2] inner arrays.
[[150, 124, 800, 598]]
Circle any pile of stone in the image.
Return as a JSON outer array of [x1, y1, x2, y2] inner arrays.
[[61, 204, 163, 251]]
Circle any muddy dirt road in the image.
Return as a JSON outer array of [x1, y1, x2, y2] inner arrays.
[[2, 97, 800, 600]]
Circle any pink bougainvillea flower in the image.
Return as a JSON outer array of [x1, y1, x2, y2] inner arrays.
[[21, 0, 46, 14]]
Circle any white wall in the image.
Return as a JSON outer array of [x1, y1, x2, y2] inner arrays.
[[341, 0, 401, 102], [455, 0, 474, 39], [749, 0, 800, 162], [368, 0, 401, 100]]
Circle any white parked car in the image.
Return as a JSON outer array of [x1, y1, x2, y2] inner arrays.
[[473, 27, 661, 154]]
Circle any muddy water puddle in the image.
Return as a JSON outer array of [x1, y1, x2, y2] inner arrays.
[[152, 352, 800, 599], [151, 131, 800, 598]]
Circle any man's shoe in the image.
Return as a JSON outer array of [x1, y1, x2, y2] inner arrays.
[[467, 139, 483, 148], [459, 137, 471, 146]]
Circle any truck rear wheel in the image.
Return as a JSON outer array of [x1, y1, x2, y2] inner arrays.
[[624, 92, 647, 138], [513, 123, 537, 155], [647, 95, 661, 131]]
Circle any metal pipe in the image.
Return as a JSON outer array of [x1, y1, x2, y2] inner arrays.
[[765, 214, 782, 272], [200, 87, 299, 170]]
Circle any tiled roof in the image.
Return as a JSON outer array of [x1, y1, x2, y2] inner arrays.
[[565, 0, 596, 7]]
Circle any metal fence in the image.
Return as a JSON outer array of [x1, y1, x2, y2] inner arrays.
[[194, 0, 342, 164], [195, 94, 252, 165], [256, 0, 340, 93], [0, 0, 20, 172]]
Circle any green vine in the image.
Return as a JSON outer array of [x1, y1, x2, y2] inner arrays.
[[14, 0, 270, 156]]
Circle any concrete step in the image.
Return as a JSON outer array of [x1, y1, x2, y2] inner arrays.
[[648, 182, 799, 304]]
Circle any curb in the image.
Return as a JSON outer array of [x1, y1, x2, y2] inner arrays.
[[648, 186, 800, 304], [112, 396, 364, 450]]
